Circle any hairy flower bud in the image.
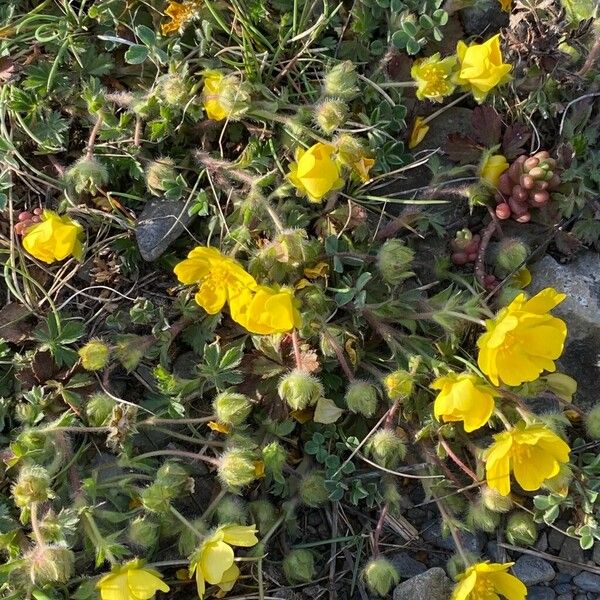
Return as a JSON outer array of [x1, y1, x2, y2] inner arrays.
[[213, 391, 253, 426], [145, 158, 176, 196], [299, 471, 329, 507], [78, 339, 110, 371], [262, 441, 286, 482], [156, 462, 193, 495], [466, 501, 501, 533], [505, 511, 537, 546], [383, 370, 414, 401], [446, 551, 479, 581], [140, 483, 173, 514], [215, 495, 248, 525], [494, 238, 529, 276], [481, 485, 513, 513], [85, 393, 116, 427], [218, 448, 258, 490], [283, 549, 316, 584], [12, 465, 52, 507], [127, 515, 160, 549], [377, 239, 415, 285], [65, 156, 108, 195], [345, 380, 379, 417], [249, 500, 278, 535], [159, 74, 188, 106], [323, 61, 359, 100], [586, 405, 600, 440], [363, 557, 400, 597], [366, 430, 406, 469], [26, 544, 74, 585], [278, 369, 323, 410], [314, 98, 348, 133]]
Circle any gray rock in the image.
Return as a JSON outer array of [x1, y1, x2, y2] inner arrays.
[[512, 555, 555, 585], [529, 253, 600, 409], [486, 540, 503, 563], [392, 568, 452, 600], [573, 572, 600, 593], [593, 542, 600, 565], [549, 529, 566, 551], [575, 594, 587, 600], [422, 519, 485, 554], [555, 583, 573, 595], [536, 532, 549, 553], [135, 197, 194, 261], [389, 552, 427, 579], [460, 1, 509, 36], [556, 595, 573, 600], [528, 587, 556, 600], [555, 573, 574, 585], [558, 537, 585, 575]]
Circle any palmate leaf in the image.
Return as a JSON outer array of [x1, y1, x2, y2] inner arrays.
[[28, 111, 70, 151]]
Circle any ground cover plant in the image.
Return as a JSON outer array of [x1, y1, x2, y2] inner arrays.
[[0, 0, 600, 599]]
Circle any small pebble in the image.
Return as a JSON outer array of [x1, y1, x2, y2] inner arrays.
[[527, 586, 556, 600], [512, 555, 555, 585], [573, 572, 600, 593]]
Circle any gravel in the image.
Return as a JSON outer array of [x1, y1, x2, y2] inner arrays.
[[572, 572, 600, 593], [511, 555, 555, 585]]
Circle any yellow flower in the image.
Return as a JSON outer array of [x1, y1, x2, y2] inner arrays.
[[480, 154, 509, 187], [229, 285, 302, 335], [477, 287, 567, 386], [484, 422, 571, 496], [511, 267, 531, 289], [202, 71, 228, 121], [351, 156, 375, 182], [411, 53, 457, 102], [97, 560, 169, 600], [452, 562, 526, 600], [189, 524, 258, 599], [431, 372, 498, 432], [161, 1, 199, 35], [454, 35, 512, 103], [408, 116, 430, 149], [22, 210, 83, 264], [287, 143, 344, 203], [498, 0, 512, 11], [174, 246, 257, 314]]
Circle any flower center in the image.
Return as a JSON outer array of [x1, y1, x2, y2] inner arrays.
[[419, 65, 452, 97], [473, 575, 497, 597]]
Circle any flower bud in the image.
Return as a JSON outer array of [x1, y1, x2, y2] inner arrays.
[[323, 61, 359, 100], [299, 471, 329, 507], [345, 380, 379, 417], [156, 462, 193, 495], [145, 158, 176, 196], [218, 448, 258, 490], [78, 339, 110, 371], [178, 518, 207, 556], [494, 238, 529, 275], [377, 239, 415, 285], [249, 500, 278, 535], [585, 405, 600, 439], [366, 430, 406, 469], [283, 549, 316, 584], [213, 391, 253, 426], [335, 134, 367, 165], [543, 463, 572, 495], [140, 483, 173, 514], [363, 557, 399, 597], [216, 75, 251, 120], [114, 334, 146, 372], [466, 501, 500, 533], [85, 392, 116, 426], [159, 74, 188, 106], [314, 98, 348, 133], [446, 551, 479, 581], [506, 511, 537, 546], [278, 369, 323, 410], [481, 485, 513, 513], [65, 156, 108, 195], [262, 441, 286, 482], [383, 370, 413, 401], [26, 544, 74, 585], [12, 465, 52, 507], [127, 515, 160, 549], [215, 495, 248, 525]]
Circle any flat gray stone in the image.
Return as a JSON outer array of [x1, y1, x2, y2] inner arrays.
[[549, 529, 566, 551], [135, 197, 194, 261], [558, 537, 585, 575], [512, 555, 555, 585], [460, 1, 508, 36], [573, 572, 600, 593], [389, 552, 427, 579], [556, 595, 573, 600], [593, 542, 600, 565], [529, 253, 600, 409], [528, 587, 556, 600], [392, 568, 452, 600]]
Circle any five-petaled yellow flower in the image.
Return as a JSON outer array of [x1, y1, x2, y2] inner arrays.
[[22, 209, 83, 264], [431, 372, 498, 432], [174, 246, 258, 314], [161, 1, 199, 35], [452, 562, 526, 600], [189, 524, 258, 599], [485, 422, 571, 496], [480, 154, 509, 187], [411, 53, 457, 103], [454, 35, 512, 103], [202, 71, 229, 121], [287, 142, 344, 203], [230, 285, 302, 335], [408, 116, 430, 149], [97, 560, 169, 600], [477, 287, 567, 387]]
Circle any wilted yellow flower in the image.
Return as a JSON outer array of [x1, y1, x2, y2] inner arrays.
[[454, 35, 512, 103], [334, 135, 375, 182], [287, 143, 344, 203], [174, 246, 257, 314], [97, 560, 169, 600], [161, 1, 199, 35], [480, 154, 509, 187], [230, 285, 302, 335], [189, 524, 258, 599], [498, 0, 512, 11], [485, 422, 570, 496], [22, 210, 83, 264], [452, 561, 526, 600], [431, 372, 498, 432], [408, 116, 430, 149], [202, 71, 228, 121], [511, 267, 531, 289], [411, 53, 457, 102], [477, 288, 567, 386]]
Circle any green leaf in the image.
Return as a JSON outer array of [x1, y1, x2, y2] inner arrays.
[[401, 20, 418, 36], [124, 45, 149, 65], [135, 25, 156, 47], [314, 398, 344, 424]]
